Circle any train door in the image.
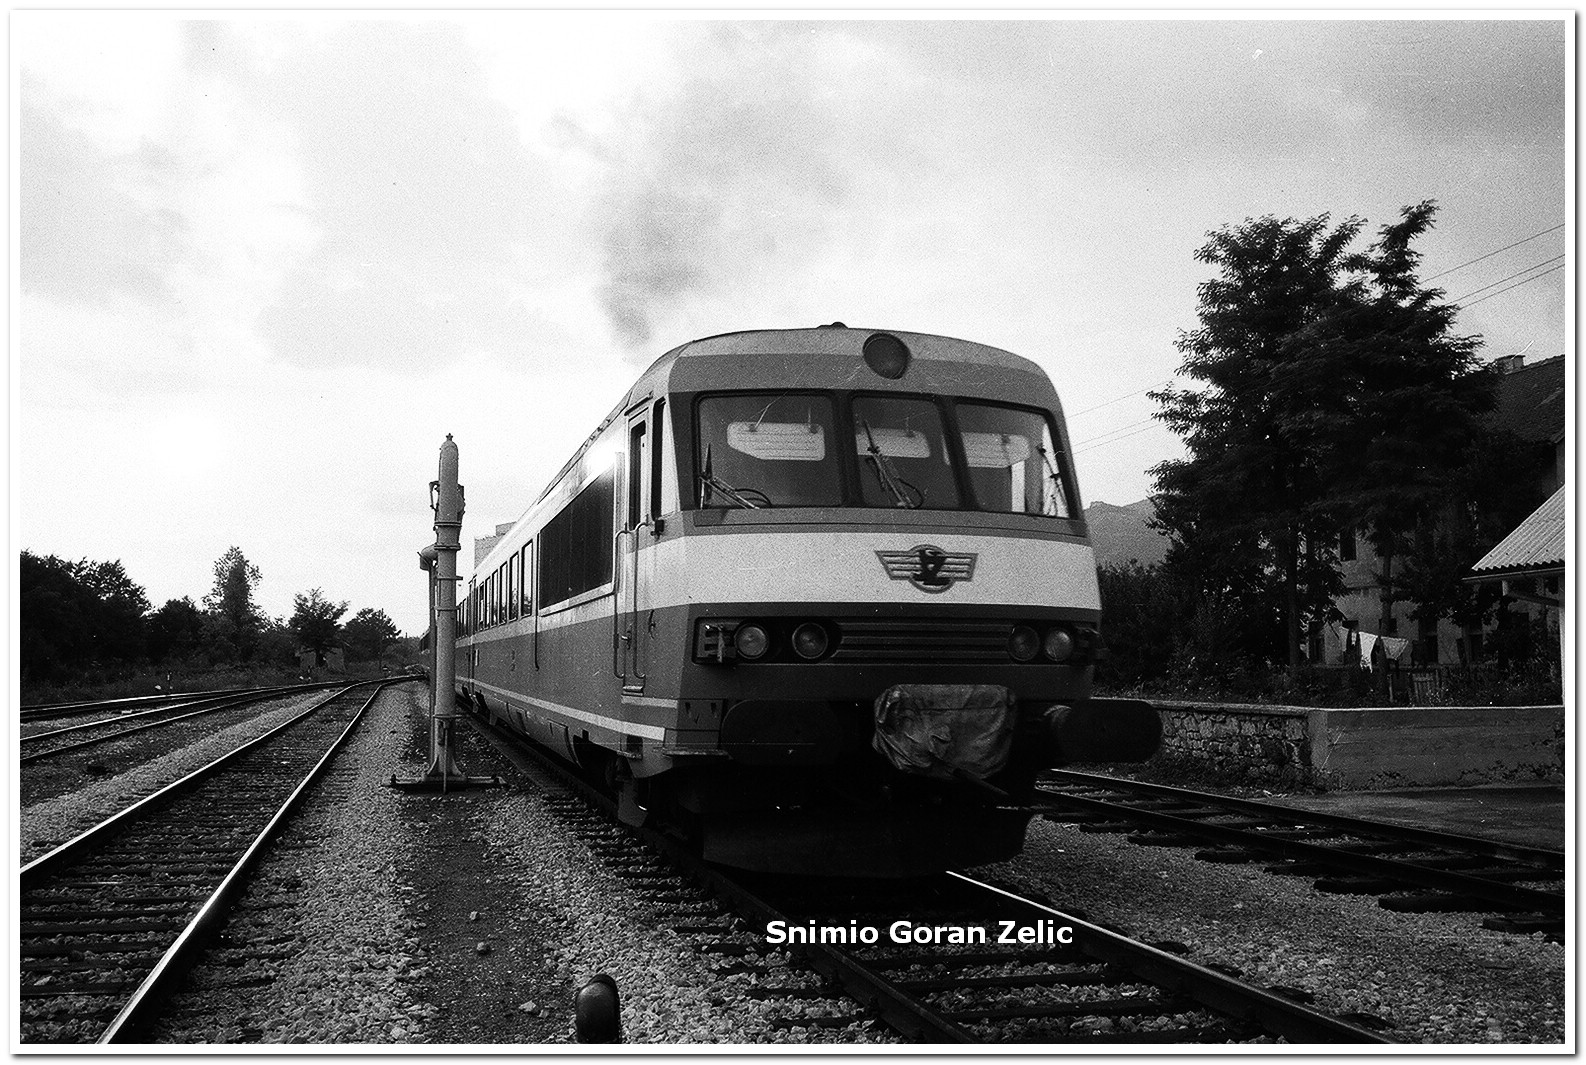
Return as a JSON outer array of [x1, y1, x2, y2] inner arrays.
[[618, 404, 653, 691]]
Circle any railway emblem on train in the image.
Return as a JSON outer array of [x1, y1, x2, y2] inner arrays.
[[876, 545, 978, 593]]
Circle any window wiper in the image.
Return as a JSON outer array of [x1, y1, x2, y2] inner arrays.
[[860, 419, 923, 509], [1035, 444, 1066, 516], [697, 445, 765, 509]]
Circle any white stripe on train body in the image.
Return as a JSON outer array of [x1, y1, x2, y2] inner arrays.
[[453, 326, 1149, 876], [640, 530, 1100, 611]]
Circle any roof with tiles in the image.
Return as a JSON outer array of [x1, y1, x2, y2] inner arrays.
[[1490, 354, 1565, 444], [1470, 485, 1566, 577]]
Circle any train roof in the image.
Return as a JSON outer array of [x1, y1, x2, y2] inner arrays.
[[646, 325, 1042, 377], [527, 325, 1050, 514]]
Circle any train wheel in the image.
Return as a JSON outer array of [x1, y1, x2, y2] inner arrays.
[[613, 761, 651, 828]]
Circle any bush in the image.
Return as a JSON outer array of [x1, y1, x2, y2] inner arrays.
[[1433, 661, 1562, 707]]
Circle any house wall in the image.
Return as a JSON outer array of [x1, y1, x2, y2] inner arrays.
[[1319, 354, 1564, 668], [1150, 701, 1314, 788], [1147, 700, 1564, 790], [1323, 547, 1469, 665]]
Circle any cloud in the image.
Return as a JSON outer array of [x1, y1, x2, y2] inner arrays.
[[20, 27, 318, 392], [248, 22, 572, 372], [575, 24, 926, 350], [20, 81, 184, 305]]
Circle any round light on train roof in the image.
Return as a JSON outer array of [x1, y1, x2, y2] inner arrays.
[[862, 333, 911, 379]]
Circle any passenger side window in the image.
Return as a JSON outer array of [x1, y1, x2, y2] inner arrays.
[[520, 542, 533, 615], [507, 555, 518, 621]]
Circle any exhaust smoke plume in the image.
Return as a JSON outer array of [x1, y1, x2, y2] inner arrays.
[[585, 25, 908, 351]]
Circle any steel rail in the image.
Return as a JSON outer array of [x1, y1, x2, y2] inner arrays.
[[1047, 769, 1565, 869], [21, 682, 380, 885], [947, 872, 1393, 1044], [18, 690, 238, 719], [18, 682, 339, 722], [1034, 783, 1562, 916], [20, 685, 344, 764], [663, 845, 978, 1042], [461, 703, 1392, 1044], [458, 705, 976, 1041], [96, 682, 394, 1043]]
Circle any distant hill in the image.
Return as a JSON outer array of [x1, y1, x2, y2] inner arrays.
[[1085, 499, 1169, 569]]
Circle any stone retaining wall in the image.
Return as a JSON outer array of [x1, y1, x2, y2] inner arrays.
[[1147, 700, 1565, 790]]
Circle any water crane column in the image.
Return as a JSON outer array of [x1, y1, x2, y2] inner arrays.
[[426, 434, 466, 783]]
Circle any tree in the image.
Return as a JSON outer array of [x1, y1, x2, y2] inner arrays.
[[20, 552, 149, 680], [254, 616, 301, 668], [1152, 202, 1493, 669], [76, 559, 152, 663], [289, 588, 348, 658], [20, 552, 92, 681], [203, 546, 266, 661], [342, 607, 401, 662], [1153, 211, 1365, 668], [1095, 561, 1194, 687], [1310, 203, 1496, 641], [147, 596, 205, 665]]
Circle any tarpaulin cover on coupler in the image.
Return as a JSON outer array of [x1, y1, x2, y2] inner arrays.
[[872, 684, 1015, 780]]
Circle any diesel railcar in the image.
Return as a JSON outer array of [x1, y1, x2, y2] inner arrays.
[[456, 325, 1157, 875]]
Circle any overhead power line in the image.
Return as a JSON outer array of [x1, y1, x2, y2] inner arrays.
[[1425, 223, 1564, 282], [1073, 414, 1158, 450], [1449, 254, 1566, 303], [1068, 226, 1565, 459], [1074, 423, 1158, 456], [1461, 263, 1565, 310], [1069, 379, 1175, 418]]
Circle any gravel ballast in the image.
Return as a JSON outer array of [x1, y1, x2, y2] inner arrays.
[[36, 683, 1566, 1046], [981, 817, 1565, 1045], [20, 690, 333, 862], [141, 687, 894, 1045]]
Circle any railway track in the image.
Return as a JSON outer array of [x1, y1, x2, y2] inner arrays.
[[461, 703, 1392, 1044], [1035, 770, 1565, 941], [20, 685, 342, 765], [18, 680, 400, 1044], [17, 687, 344, 729]]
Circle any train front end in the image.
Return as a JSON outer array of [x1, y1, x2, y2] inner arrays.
[[629, 328, 1159, 875]]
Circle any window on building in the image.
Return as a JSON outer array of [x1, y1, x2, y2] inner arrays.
[[1417, 614, 1438, 665], [1340, 527, 1356, 561]]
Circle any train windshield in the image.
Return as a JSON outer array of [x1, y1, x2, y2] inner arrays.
[[852, 396, 959, 509], [695, 392, 1076, 517], [696, 394, 842, 507], [956, 402, 1075, 518]]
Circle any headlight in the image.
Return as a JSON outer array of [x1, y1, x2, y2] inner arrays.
[[1043, 627, 1075, 663], [734, 623, 771, 661], [792, 622, 829, 660], [1008, 624, 1040, 662]]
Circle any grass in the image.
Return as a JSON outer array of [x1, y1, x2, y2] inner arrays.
[[20, 662, 392, 708]]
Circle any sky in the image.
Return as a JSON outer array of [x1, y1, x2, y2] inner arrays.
[[15, 13, 1570, 636]]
